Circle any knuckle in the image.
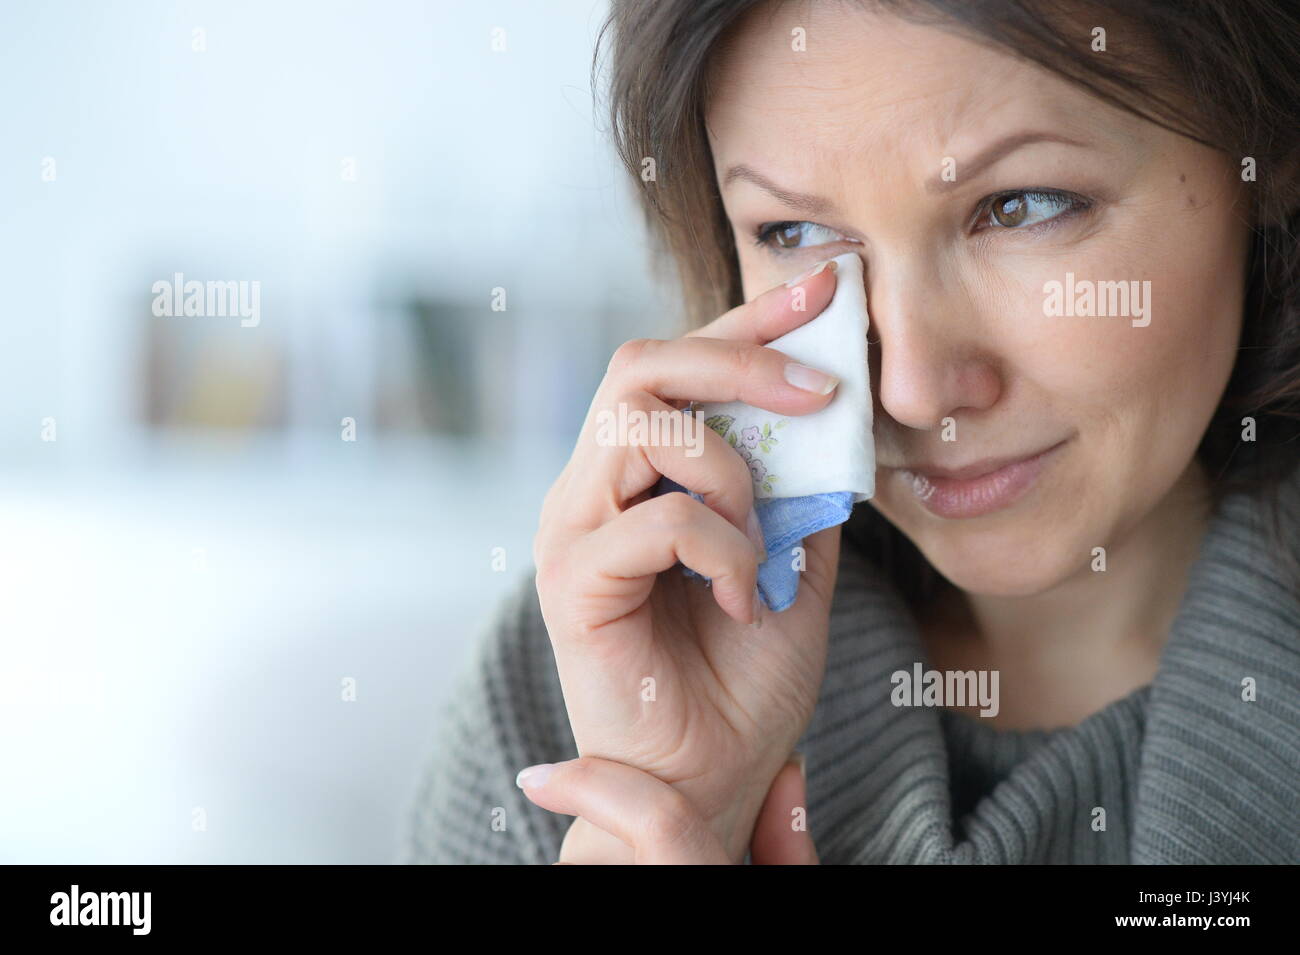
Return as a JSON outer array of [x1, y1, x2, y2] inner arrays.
[[651, 489, 697, 530], [728, 341, 762, 379], [607, 337, 656, 375], [692, 431, 753, 511], [533, 554, 567, 595], [617, 389, 657, 418], [718, 437, 755, 495], [534, 484, 570, 567], [640, 791, 700, 848], [539, 474, 564, 516]]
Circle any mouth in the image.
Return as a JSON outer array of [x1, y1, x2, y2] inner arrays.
[[891, 439, 1069, 520]]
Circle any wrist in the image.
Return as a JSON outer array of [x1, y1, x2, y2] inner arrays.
[[708, 784, 774, 863]]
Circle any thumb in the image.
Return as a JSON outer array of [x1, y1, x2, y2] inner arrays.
[[750, 754, 819, 864]]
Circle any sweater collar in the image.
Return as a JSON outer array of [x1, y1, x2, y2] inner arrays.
[[803, 467, 1300, 864], [1133, 468, 1300, 862]]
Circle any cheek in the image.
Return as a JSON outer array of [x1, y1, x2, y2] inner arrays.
[[734, 241, 795, 302], [980, 209, 1246, 493]]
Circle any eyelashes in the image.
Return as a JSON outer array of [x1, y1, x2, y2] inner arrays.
[[971, 189, 1092, 233], [753, 188, 1094, 253], [754, 220, 849, 251]]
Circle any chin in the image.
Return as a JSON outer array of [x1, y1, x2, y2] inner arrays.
[[928, 545, 1080, 597], [894, 504, 1091, 598]]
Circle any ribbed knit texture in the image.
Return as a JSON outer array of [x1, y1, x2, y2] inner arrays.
[[406, 467, 1300, 864]]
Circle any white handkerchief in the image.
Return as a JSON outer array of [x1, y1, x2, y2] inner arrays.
[[693, 251, 874, 502]]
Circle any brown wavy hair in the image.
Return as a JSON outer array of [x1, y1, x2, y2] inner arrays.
[[594, 0, 1300, 602]]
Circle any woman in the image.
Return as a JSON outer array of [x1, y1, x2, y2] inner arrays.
[[409, 0, 1300, 864]]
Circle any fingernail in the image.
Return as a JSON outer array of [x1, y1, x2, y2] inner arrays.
[[515, 763, 555, 789], [793, 751, 807, 783], [784, 257, 839, 288], [751, 586, 764, 628], [784, 361, 839, 394], [745, 508, 767, 561]]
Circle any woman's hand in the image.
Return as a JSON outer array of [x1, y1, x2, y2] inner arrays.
[[517, 755, 818, 864], [532, 260, 843, 863]]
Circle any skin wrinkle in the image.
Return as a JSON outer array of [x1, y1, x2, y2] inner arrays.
[[705, 4, 1251, 730]]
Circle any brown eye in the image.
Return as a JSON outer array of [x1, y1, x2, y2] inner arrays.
[[991, 195, 1029, 227], [980, 190, 1087, 232], [775, 223, 803, 248], [755, 219, 853, 251]]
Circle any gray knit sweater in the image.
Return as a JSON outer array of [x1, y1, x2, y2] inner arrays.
[[406, 467, 1300, 864]]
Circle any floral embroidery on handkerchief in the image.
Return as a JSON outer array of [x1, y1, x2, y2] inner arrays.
[[703, 414, 788, 495]]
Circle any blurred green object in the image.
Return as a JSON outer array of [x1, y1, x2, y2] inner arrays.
[[406, 297, 515, 437]]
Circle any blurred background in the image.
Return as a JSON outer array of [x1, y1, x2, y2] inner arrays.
[[0, 0, 680, 862]]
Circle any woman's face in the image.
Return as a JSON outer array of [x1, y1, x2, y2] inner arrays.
[[706, 4, 1250, 596]]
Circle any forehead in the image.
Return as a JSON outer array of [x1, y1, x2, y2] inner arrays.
[[704, 4, 1131, 175]]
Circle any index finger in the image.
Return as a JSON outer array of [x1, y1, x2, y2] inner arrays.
[[687, 256, 841, 344]]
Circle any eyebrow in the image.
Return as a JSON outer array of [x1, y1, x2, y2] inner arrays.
[[925, 131, 1092, 194], [722, 164, 839, 216], [721, 130, 1094, 213]]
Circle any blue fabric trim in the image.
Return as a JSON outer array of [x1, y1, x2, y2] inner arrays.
[[654, 476, 855, 612]]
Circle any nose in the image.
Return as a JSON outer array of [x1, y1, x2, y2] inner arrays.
[[864, 256, 1003, 432]]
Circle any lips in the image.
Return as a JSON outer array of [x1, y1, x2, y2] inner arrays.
[[893, 440, 1067, 519]]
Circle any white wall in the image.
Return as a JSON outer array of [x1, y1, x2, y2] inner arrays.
[[0, 0, 680, 862]]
